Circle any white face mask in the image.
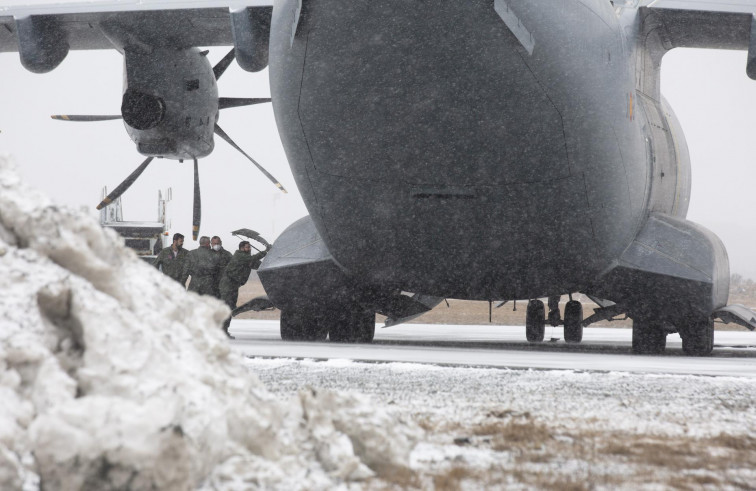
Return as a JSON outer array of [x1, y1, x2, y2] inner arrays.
[[212, 245, 221, 251]]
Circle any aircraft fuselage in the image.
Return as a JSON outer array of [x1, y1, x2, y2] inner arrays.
[[269, 0, 690, 301]]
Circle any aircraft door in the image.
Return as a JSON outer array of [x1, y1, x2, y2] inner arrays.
[[635, 91, 690, 218]]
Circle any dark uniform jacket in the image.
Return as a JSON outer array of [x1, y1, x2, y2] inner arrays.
[[219, 250, 267, 307], [211, 247, 233, 298], [185, 247, 221, 296], [153, 246, 189, 285]]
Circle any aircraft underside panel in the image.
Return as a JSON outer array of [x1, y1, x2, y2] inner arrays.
[[311, 172, 596, 300], [713, 304, 756, 331], [588, 213, 729, 325]]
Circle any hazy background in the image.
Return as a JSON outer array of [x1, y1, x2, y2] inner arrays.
[[1, 47, 755, 278]]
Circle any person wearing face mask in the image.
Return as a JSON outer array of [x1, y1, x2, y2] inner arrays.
[[219, 240, 269, 338], [210, 236, 233, 299], [153, 233, 190, 285], [185, 236, 220, 296]]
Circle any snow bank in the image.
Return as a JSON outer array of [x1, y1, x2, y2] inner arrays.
[[0, 157, 421, 490]]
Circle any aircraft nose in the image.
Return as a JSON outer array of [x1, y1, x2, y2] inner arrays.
[[121, 89, 165, 130]]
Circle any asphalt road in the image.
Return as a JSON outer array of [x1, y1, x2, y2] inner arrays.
[[230, 320, 756, 378]]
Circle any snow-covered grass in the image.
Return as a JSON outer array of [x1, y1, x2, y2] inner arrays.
[[247, 358, 756, 489]]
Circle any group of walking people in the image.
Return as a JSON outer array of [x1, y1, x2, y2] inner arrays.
[[153, 233, 268, 338]]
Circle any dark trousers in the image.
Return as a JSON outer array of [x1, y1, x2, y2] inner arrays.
[[221, 289, 239, 334]]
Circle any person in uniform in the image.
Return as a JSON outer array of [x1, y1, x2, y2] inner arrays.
[[153, 233, 189, 285], [219, 240, 268, 338], [210, 235, 233, 299], [184, 236, 220, 296]]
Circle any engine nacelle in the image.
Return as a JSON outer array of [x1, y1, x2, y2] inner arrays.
[[231, 7, 272, 73], [122, 48, 218, 160], [15, 15, 69, 74]]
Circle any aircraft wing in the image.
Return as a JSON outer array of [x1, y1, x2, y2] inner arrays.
[[613, 0, 755, 78], [642, 0, 754, 51], [2, 0, 751, 53], [644, 0, 755, 14], [0, 1, 273, 53]]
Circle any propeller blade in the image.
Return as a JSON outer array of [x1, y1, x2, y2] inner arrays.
[[218, 97, 271, 110], [213, 48, 236, 81], [214, 124, 287, 194], [51, 115, 122, 122], [96, 157, 154, 210], [192, 159, 201, 241]]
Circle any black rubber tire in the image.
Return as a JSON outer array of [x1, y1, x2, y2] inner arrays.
[[631, 319, 666, 355], [563, 300, 583, 343], [525, 300, 545, 342], [356, 311, 376, 343], [681, 319, 714, 356], [328, 310, 376, 343], [280, 310, 328, 341], [280, 310, 299, 341]]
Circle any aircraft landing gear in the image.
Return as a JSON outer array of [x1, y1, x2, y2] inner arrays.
[[680, 318, 714, 356], [328, 310, 376, 343], [547, 295, 561, 327], [281, 308, 376, 343], [631, 318, 666, 354], [280, 310, 329, 341], [526, 296, 584, 344], [526, 299, 545, 342], [563, 300, 583, 343]]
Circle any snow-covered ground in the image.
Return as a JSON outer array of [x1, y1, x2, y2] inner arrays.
[[247, 357, 756, 489]]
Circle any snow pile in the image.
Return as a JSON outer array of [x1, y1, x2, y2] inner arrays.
[[0, 157, 421, 490]]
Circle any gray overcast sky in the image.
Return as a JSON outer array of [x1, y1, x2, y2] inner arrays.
[[1, 46, 755, 278]]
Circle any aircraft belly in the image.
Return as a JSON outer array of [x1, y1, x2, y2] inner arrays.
[[312, 173, 599, 300]]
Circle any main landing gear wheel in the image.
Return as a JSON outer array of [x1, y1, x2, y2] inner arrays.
[[328, 310, 376, 343], [563, 300, 583, 343], [681, 318, 714, 356], [631, 319, 666, 355], [280, 310, 328, 341], [526, 299, 545, 342]]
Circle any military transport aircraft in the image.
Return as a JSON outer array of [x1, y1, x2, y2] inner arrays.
[[2, 0, 755, 355]]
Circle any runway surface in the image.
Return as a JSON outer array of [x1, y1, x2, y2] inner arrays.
[[230, 320, 756, 378]]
